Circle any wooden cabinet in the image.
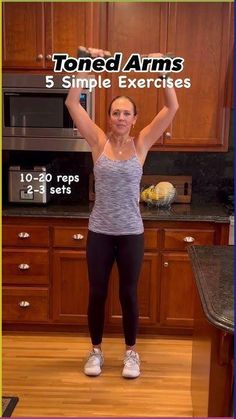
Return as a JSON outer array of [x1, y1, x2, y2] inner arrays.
[[3, 287, 49, 323], [160, 252, 195, 327], [105, 2, 233, 151], [2, 249, 49, 285], [2, 224, 50, 323], [2, 2, 100, 69], [160, 226, 215, 328], [163, 228, 215, 251], [2, 3, 45, 69], [52, 250, 89, 324], [159, 2, 233, 151], [191, 281, 234, 417], [106, 2, 167, 138], [2, 3, 233, 151], [52, 225, 89, 324], [2, 217, 229, 335]]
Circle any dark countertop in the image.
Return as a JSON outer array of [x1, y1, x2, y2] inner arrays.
[[188, 245, 234, 334], [2, 202, 230, 223]]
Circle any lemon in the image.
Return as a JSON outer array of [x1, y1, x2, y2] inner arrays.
[[141, 185, 155, 202]]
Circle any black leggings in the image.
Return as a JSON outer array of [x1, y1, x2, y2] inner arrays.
[[86, 230, 144, 346]]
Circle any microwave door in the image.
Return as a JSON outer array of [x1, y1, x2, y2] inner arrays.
[[2, 88, 80, 138]]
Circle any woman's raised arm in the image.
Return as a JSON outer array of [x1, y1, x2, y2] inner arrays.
[[136, 53, 179, 153], [65, 49, 107, 149]]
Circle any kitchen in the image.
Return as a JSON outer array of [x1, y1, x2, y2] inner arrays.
[[2, 1, 234, 418]]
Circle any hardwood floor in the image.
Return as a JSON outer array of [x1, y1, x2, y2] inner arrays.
[[2, 333, 193, 417]]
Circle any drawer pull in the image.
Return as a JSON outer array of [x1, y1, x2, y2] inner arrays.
[[73, 234, 84, 240], [164, 262, 169, 267], [165, 131, 172, 139], [18, 232, 30, 239], [19, 301, 30, 308], [18, 263, 30, 270], [183, 236, 195, 243]]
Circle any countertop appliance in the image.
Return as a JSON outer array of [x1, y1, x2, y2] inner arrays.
[[2, 73, 94, 152], [8, 165, 52, 204]]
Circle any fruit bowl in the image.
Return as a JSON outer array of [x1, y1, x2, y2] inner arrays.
[[140, 182, 177, 208]]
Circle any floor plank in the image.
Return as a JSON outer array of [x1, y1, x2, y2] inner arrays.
[[2, 333, 193, 417]]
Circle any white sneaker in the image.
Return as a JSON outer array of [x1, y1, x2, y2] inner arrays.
[[122, 350, 140, 378], [84, 348, 104, 376]]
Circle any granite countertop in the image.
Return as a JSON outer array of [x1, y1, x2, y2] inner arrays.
[[188, 245, 234, 333], [2, 202, 230, 223]]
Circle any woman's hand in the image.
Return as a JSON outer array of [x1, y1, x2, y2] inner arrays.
[[146, 52, 164, 58], [87, 47, 111, 58], [145, 53, 167, 76]]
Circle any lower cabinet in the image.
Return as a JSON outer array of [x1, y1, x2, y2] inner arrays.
[[2, 286, 49, 322], [160, 252, 195, 328], [2, 217, 229, 335], [52, 250, 89, 324]]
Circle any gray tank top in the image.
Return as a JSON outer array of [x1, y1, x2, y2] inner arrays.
[[88, 139, 144, 235]]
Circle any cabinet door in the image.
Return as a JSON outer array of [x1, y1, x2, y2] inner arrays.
[[108, 252, 160, 327], [44, 3, 101, 69], [52, 250, 89, 324], [160, 3, 233, 151], [160, 252, 194, 327], [106, 3, 167, 140], [2, 3, 45, 68]]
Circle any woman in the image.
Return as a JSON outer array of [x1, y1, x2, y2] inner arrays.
[[65, 48, 179, 379]]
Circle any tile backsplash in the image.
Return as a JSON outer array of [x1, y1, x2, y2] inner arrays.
[[3, 112, 234, 206]]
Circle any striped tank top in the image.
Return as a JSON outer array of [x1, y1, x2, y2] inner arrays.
[[88, 139, 144, 235]]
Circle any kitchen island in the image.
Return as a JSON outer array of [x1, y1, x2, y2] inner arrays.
[[188, 245, 234, 417]]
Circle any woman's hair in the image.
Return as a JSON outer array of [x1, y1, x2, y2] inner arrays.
[[108, 96, 137, 116]]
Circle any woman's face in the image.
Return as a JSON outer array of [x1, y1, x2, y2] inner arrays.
[[109, 97, 137, 136]]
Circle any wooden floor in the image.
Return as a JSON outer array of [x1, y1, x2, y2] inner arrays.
[[2, 333, 193, 417]]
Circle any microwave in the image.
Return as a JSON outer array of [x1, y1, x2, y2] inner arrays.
[[2, 73, 94, 152]]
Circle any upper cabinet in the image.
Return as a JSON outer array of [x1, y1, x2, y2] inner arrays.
[[2, 3, 45, 68], [105, 2, 233, 152], [106, 3, 168, 138], [161, 3, 233, 151], [2, 2, 233, 151], [2, 2, 100, 69]]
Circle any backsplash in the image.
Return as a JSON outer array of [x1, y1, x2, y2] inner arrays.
[[3, 112, 233, 206]]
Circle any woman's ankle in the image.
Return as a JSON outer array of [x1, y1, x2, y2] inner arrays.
[[126, 345, 136, 352], [93, 344, 102, 351]]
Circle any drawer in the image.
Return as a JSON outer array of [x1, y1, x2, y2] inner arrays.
[[144, 229, 160, 249], [163, 228, 215, 250], [53, 227, 88, 248], [2, 249, 49, 285], [2, 225, 49, 247], [2, 287, 49, 322]]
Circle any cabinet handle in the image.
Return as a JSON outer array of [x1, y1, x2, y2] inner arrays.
[[19, 301, 30, 308], [73, 234, 84, 240], [46, 54, 52, 61], [18, 232, 30, 239], [165, 132, 172, 139], [18, 263, 30, 270], [164, 262, 169, 267], [36, 54, 44, 61], [183, 236, 195, 243]]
